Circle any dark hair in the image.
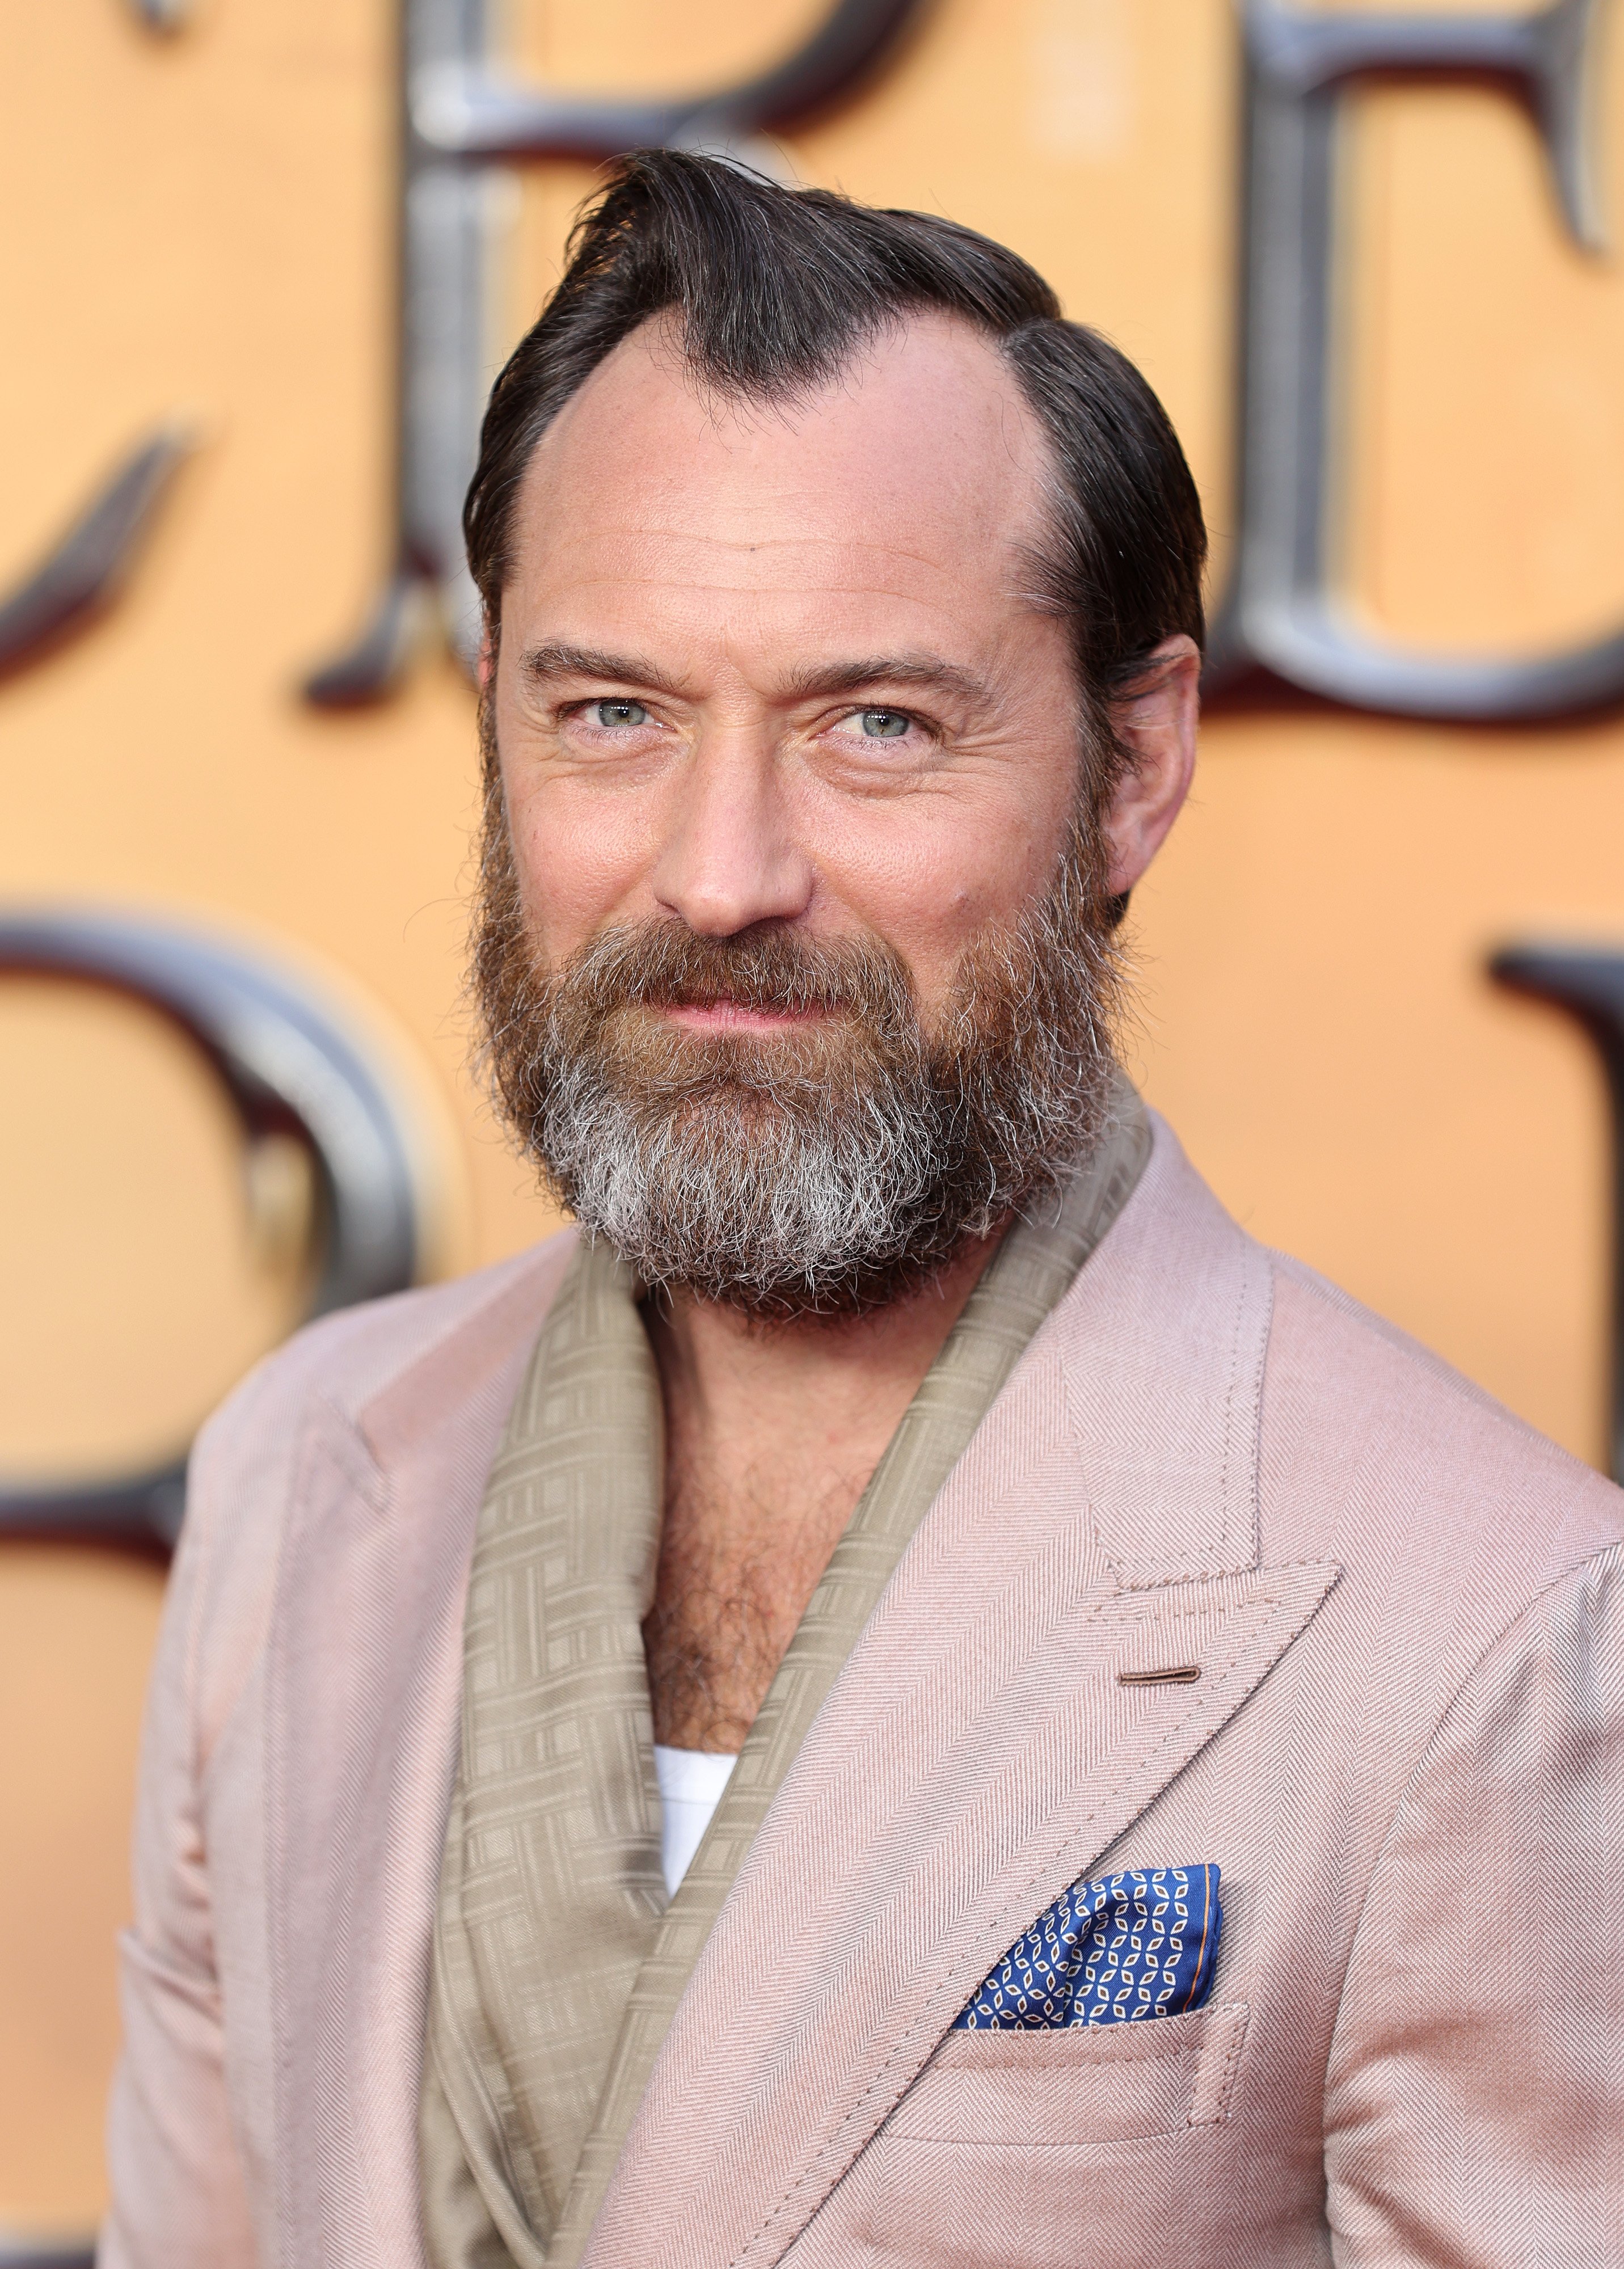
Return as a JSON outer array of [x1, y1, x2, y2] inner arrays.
[[465, 150, 1205, 766]]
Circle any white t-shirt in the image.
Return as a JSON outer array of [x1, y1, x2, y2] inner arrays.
[[653, 1744, 738, 1897]]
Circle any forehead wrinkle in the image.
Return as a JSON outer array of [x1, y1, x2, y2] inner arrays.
[[553, 521, 1011, 572], [538, 537, 1037, 623]]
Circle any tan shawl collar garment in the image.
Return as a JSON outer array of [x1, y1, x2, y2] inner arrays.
[[421, 1098, 1152, 2269]]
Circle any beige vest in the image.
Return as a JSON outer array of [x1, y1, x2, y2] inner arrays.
[[420, 1095, 1151, 2268]]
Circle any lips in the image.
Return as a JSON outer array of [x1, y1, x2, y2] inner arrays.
[[663, 999, 826, 1032]]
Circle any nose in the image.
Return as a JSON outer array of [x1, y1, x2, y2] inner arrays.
[[648, 729, 815, 938]]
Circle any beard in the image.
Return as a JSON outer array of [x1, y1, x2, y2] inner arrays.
[[471, 735, 1127, 1321]]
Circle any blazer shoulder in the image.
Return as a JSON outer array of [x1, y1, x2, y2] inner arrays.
[[197, 1225, 576, 1466], [1261, 1244, 1624, 1576], [188, 1229, 567, 1542], [1266, 1245, 1560, 1447]]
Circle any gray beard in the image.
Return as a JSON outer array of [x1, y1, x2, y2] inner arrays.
[[473, 771, 1126, 1319], [535, 1045, 958, 1309]]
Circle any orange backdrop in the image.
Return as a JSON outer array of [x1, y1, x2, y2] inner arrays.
[[5, 0, 1623, 2234]]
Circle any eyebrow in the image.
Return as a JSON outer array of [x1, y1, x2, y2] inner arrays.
[[518, 642, 680, 694], [517, 640, 994, 711], [777, 653, 993, 707]]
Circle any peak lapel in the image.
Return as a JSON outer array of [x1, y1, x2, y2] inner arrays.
[[583, 1120, 1339, 2269], [1063, 1112, 1274, 1585]]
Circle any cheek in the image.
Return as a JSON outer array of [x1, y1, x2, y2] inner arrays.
[[805, 788, 1072, 994], [503, 770, 661, 960]]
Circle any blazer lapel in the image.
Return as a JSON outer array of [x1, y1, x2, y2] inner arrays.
[[580, 1120, 1339, 2269]]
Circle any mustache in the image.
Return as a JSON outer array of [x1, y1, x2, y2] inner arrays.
[[549, 918, 919, 1030]]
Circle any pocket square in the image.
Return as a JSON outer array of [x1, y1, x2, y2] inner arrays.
[[954, 1863, 1221, 2028]]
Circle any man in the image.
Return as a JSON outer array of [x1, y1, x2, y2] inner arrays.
[[105, 154, 1624, 2269]]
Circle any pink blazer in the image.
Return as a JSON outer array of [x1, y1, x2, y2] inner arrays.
[[102, 1115, 1624, 2268]]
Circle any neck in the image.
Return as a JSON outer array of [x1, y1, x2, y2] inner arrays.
[[643, 1231, 1007, 1472], [637, 1230, 1007, 1752]]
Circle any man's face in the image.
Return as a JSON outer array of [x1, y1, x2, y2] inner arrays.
[[478, 311, 1188, 1313], [491, 311, 1085, 1024]]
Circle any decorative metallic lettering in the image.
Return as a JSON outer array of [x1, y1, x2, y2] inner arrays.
[[126, 0, 190, 29], [0, 428, 193, 684], [302, 0, 929, 704], [1491, 942, 1624, 1482], [0, 912, 439, 1553], [1208, 0, 1619, 719], [7, 0, 195, 684], [0, 2238, 98, 2269]]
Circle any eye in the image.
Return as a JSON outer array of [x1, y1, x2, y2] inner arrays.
[[588, 698, 649, 728], [857, 707, 912, 740]]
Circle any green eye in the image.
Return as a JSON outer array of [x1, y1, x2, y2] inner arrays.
[[859, 708, 910, 739], [590, 698, 648, 728]]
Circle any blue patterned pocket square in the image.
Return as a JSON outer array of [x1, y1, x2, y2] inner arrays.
[[954, 1863, 1221, 2028]]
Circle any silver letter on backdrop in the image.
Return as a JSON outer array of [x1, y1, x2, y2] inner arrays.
[[0, 913, 438, 1553], [302, 0, 928, 705], [1492, 943, 1624, 1482], [1207, 0, 1621, 719], [0, 0, 195, 681], [0, 427, 193, 684], [0, 0, 193, 682]]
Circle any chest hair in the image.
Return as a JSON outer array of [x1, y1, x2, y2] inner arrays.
[[642, 1445, 870, 1751]]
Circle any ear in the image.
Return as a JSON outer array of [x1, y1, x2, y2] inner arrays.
[[1100, 634, 1200, 897], [478, 618, 497, 697]]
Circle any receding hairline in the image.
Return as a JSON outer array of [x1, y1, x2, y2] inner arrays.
[[514, 299, 1051, 471]]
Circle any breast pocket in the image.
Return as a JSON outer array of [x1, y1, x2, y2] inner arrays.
[[816, 2005, 1251, 2269], [887, 2000, 1250, 2145]]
